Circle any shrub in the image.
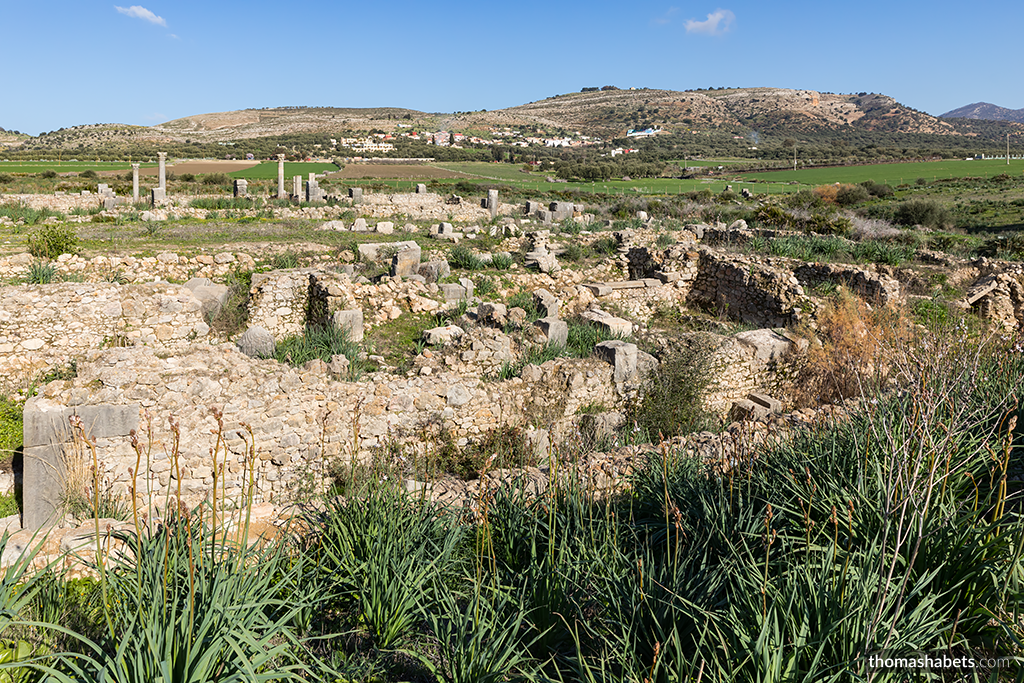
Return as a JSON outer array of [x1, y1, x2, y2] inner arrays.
[[834, 183, 870, 207], [79, 169, 97, 179], [892, 199, 950, 228], [812, 184, 839, 204], [27, 223, 78, 258], [178, 173, 195, 182], [0, 173, 13, 184], [629, 340, 716, 439], [274, 325, 365, 378], [201, 172, 229, 185], [40, 169, 57, 179]]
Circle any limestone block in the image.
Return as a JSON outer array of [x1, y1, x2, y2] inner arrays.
[[423, 325, 464, 345], [535, 317, 568, 346], [730, 399, 770, 423], [478, 302, 508, 327], [237, 326, 275, 358], [390, 244, 422, 278], [735, 329, 793, 363], [332, 309, 364, 343], [748, 392, 782, 414], [418, 260, 450, 283], [375, 221, 394, 234], [532, 288, 561, 318], [594, 340, 639, 383]]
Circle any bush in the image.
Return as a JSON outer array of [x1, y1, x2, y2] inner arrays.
[[892, 199, 951, 228], [834, 183, 870, 207], [39, 169, 57, 179], [27, 223, 78, 258], [79, 169, 97, 179], [489, 253, 514, 270], [178, 173, 195, 182], [629, 341, 716, 439], [201, 172, 230, 185], [0, 173, 13, 184]]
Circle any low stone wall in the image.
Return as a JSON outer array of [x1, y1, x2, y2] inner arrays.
[[23, 343, 633, 526], [793, 263, 901, 305], [688, 248, 807, 327], [0, 251, 256, 284], [0, 282, 212, 394]]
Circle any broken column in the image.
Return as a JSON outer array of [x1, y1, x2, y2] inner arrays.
[[415, 183, 427, 194], [157, 151, 167, 190], [349, 187, 363, 204], [293, 175, 301, 200], [277, 154, 286, 199], [487, 189, 499, 219], [131, 163, 140, 202], [233, 178, 248, 197]]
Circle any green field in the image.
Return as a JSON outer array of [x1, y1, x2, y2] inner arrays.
[[739, 159, 1024, 187], [0, 161, 155, 173], [431, 161, 792, 195], [230, 162, 340, 179]]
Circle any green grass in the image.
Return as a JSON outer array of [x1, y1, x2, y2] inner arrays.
[[229, 162, 339, 180], [740, 158, 1024, 187], [0, 162, 156, 174]]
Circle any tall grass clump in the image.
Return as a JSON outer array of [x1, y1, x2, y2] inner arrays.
[[274, 325, 366, 378], [0, 201, 64, 226]]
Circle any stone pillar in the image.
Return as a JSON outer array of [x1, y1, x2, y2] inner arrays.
[[131, 163, 140, 202], [349, 187, 362, 204], [157, 152, 167, 190], [293, 175, 301, 199], [22, 399, 139, 530], [487, 189, 499, 219], [151, 187, 166, 206], [234, 178, 248, 197], [277, 154, 286, 199], [415, 183, 427, 194]]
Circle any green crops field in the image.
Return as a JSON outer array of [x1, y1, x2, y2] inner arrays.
[[431, 161, 794, 195], [740, 158, 1024, 187], [230, 162, 339, 179], [0, 161, 155, 173]]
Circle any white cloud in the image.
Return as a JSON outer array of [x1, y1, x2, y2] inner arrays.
[[654, 7, 679, 25], [168, 33, 179, 39], [685, 8, 735, 35], [114, 5, 167, 27]]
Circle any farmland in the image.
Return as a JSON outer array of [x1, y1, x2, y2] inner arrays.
[[740, 158, 1024, 186], [229, 161, 338, 179], [0, 161, 155, 174]]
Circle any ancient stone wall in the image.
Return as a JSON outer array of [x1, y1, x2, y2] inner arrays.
[[0, 282, 211, 394], [687, 248, 807, 327]]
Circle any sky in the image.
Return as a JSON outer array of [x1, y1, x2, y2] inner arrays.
[[3, 0, 1023, 136]]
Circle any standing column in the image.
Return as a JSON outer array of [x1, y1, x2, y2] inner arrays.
[[293, 175, 301, 199], [157, 152, 167, 190], [277, 153, 286, 199], [131, 163, 140, 202]]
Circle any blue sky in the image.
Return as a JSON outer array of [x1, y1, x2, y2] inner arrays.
[[3, 0, 1022, 136]]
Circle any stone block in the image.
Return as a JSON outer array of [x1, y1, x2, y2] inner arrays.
[[375, 221, 394, 234], [418, 260, 450, 283], [237, 325, 275, 358], [423, 325, 464, 345], [478, 302, 508, 327], [594, 340, 639, 383], [532, 288, 561, 318], [352, 217, 368, 231], [735, 329, 793, 363], [349, 187, 363, 203], [358, 240, 417, 262], [415, 183, 427, 194], [730, 399, 770, 423], [233, 179, 248, 197], [390, 244, 422, 278], [150, 187, 166, 206], [584, 283, 612, 297], [748, 392, 782, 414], [533, 317, 567, 346], [332, 309, 364, 343], [439, 283, 469, 302]]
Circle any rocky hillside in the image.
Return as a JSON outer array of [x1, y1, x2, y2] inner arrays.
[[941, 102, 1024, 124]]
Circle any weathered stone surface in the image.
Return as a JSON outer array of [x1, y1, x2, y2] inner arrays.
[[423, 325, 464, 345], [735, 329, 794, 363], [532, 288, 561, 319], [237, 326, 275, 358], [390, 244, 422, 278], [478, 302, 508, 327], [358, 240, 417, 263], [748, 392, 782, 413], [332, 309, 364, 342], [418, 260, 450, 283], [582, 310, 633, 337], [533, 317, 567, 346], [594, 341, 639, 384]]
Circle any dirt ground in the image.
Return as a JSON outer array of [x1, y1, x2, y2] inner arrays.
[[98, 160, 260, 177], [326, 164, 471, 179]]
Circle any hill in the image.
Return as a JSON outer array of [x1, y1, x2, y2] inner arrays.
[[941, 102, 1024, 124]]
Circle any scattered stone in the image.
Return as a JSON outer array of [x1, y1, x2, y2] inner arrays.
[[236, 326, 275, 358]]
